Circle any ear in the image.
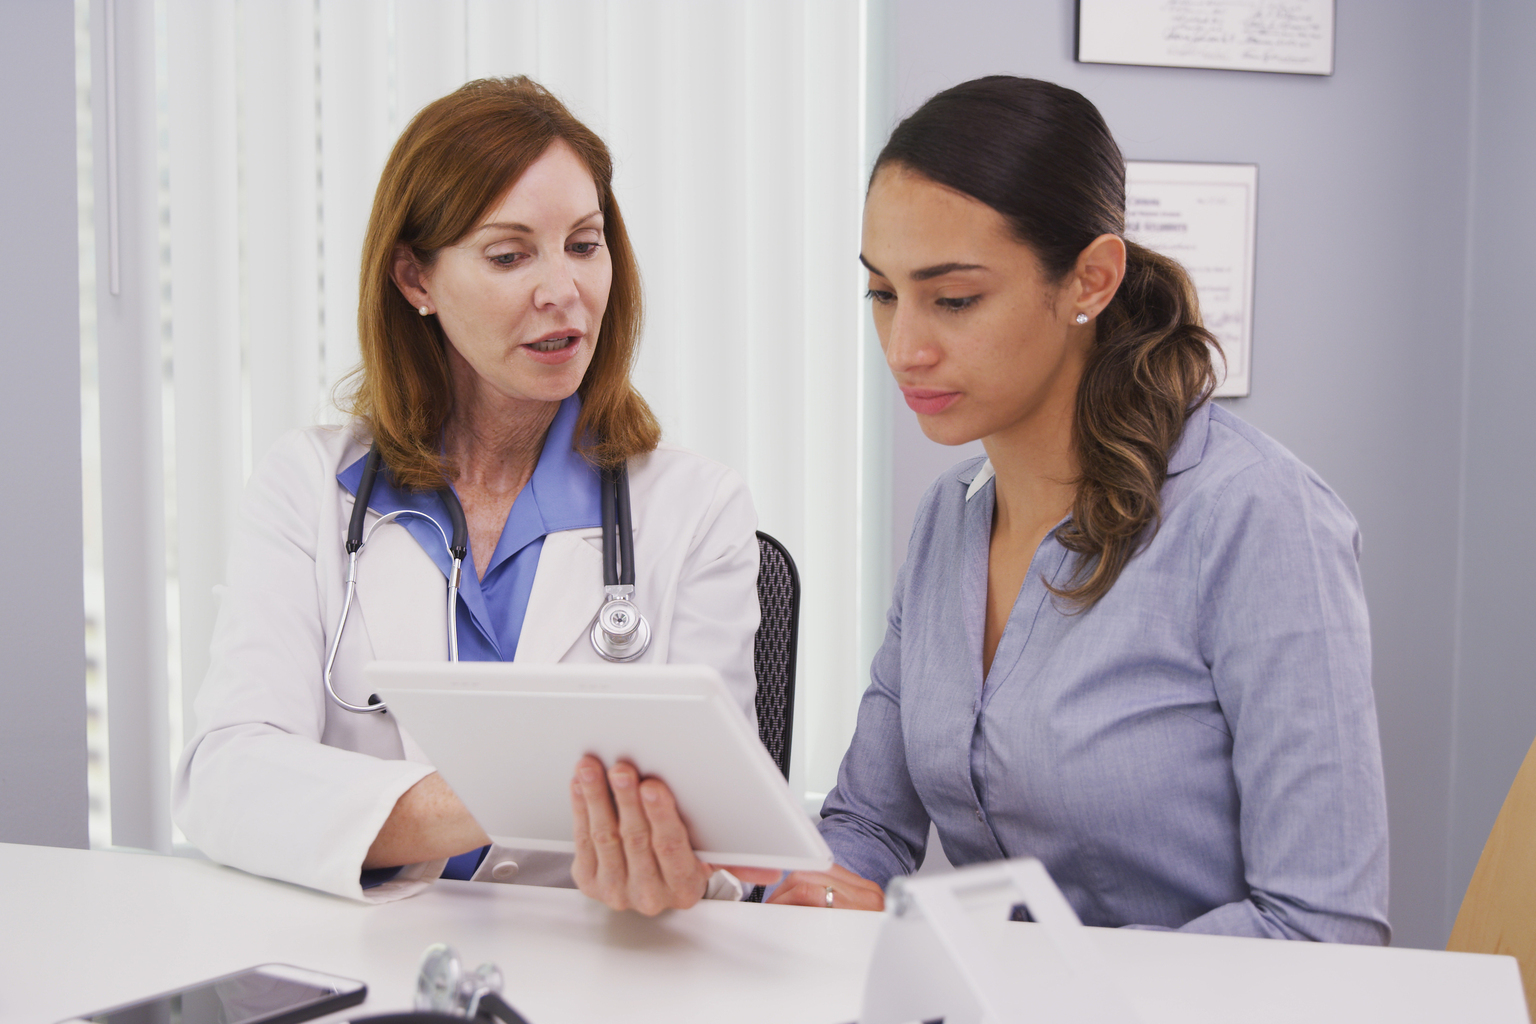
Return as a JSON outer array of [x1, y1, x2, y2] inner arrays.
[[1068, 233, 1126, 322], [390, 244, 432, 312]]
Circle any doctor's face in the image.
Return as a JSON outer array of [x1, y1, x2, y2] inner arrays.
[[408, 140, 611, 407], [862, 165, 1089, 449]]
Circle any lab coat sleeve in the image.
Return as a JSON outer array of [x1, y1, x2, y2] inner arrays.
[[1174, 455, 1390, 943], [172, 429, 443, 902]]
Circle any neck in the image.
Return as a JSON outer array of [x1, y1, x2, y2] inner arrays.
[[982, 392, 1080, 539], [443, 357, 561, 495]]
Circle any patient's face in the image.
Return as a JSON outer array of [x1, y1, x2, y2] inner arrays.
[[861, 164, 1089, 449]]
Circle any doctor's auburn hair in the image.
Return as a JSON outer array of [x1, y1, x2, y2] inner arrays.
[[344, 76, 659, 489], [876, 76, 1220, 607]]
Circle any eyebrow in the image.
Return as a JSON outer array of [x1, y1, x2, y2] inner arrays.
[[475, 210, 604, 235], [859, 254, 988, 281]]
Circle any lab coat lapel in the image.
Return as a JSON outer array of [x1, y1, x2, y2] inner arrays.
[[514, 527, 605, 663], [352, 517, 452, 662]]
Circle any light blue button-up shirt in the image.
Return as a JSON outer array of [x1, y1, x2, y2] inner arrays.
[[820, 401, 1390, 943], [337, 394, 601, 662]]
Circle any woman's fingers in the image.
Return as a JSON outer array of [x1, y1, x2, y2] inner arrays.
[[608, 763, 672, 915], [764, 865, 885, 911], [638, 778, 709, 906], [569, 772, 599, 891], [573, 755, 630, 909], [572, 757, 784, 915]]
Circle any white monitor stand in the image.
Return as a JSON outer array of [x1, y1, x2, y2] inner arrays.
[[858, 857, 1143, 1024]]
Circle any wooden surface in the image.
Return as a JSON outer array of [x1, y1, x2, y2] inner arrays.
[[1, 842, 1526, 1024], [1449, 736, 1536, 1019]]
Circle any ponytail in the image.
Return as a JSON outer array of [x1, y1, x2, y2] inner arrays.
[[1050, 241, 1220, 607]]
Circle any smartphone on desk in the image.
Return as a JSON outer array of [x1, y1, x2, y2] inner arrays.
[[60, 963, 366, 1024]]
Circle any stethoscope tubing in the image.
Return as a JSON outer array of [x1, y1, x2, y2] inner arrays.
[[324, 507, 465, 713], [326, 447, 650, 715]]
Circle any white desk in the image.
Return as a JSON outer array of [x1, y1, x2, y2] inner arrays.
[[0, 843, 1525, 1024]]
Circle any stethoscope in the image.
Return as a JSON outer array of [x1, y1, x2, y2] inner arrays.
[[323, 446, 651, 715]]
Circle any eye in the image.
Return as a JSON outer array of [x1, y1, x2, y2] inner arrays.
[[489, 251, 527, 267], [865, 288, 895, 306], [936, 295, 979, 312], [569, 241, 604, 257]]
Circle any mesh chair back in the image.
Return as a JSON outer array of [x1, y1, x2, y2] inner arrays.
[[753, 531, 800, 780]]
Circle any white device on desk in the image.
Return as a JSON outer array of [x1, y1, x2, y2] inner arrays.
[[366, 661, 833, 870], [861, 858, 1142, 1024]]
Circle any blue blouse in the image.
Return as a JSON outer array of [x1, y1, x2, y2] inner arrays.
[[337, 395, 601, 662], [819, 402, 1390, 943]]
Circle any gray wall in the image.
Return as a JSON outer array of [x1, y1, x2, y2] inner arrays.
[[1451, 0, 1536, 950], [886, 0, 1485, 949], [0, 0, 89, 848]]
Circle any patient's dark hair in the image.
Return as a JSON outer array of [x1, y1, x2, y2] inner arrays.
[[875, 76, 1219, 607]]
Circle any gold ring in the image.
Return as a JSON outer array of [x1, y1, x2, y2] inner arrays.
[[824, 885, 834, 908]]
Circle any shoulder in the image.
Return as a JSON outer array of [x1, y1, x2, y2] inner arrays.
[[254, 420, 369, 481], [628, 442, 749, 507], [242, 421, 369, 521], [1167, 403, 1358, 551]]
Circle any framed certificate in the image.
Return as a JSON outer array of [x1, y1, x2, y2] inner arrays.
[[1124, 161, 1257, 398], [1077, 0, 1335, 77]]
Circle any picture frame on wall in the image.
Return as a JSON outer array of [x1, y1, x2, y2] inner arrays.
[[1124, 161, 1257, 398], [1076, 0, 1335, 77]]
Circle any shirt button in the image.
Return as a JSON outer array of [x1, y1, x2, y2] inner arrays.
[[489, 860, 519, 882], [975, 810, 985, 822]]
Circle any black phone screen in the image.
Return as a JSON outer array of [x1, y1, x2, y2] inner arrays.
[[82, 966, 362, 1024]]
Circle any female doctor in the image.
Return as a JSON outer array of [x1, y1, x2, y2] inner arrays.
[[174, 77, 776, 911]]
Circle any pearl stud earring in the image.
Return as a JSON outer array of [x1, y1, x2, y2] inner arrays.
[[419, 305, 431, 316], [1074, 312, 1090, 325]]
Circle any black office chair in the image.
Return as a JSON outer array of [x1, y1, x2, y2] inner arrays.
[[753, 531, 800, 779], [746, 531, 800, 905]]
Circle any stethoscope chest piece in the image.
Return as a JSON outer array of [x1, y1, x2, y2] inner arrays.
[[591, 585, 651, 662]]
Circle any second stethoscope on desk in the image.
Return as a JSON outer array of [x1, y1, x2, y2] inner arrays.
[[323, 446, 651, 714]]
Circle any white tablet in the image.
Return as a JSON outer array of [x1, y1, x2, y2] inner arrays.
[[366, 662, 834, 871]]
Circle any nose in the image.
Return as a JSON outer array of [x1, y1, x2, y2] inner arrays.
[[532, 254, 580, 311], [881, 303, 938, 376]]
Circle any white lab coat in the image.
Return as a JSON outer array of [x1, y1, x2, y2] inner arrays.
[[172, 422, 760, 903]]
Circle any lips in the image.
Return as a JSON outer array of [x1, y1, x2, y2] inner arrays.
[[528, 336, 576, 352], [900, 387, 961, 415], [522, 330, 583, 365]]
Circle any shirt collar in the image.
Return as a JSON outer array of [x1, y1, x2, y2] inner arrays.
[[482, 395, 600, 573], [964, 459, 995, 502], [336, 393, 601, 574], [1166, 400, 1212, 477], [525, 394, 602, 535]]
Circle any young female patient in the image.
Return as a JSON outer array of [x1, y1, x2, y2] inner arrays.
[[767, 76, 1389, 943]]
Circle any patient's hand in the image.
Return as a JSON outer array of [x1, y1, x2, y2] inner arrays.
[[569, 755, 779, 915], [765, 863, 885, 911]]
